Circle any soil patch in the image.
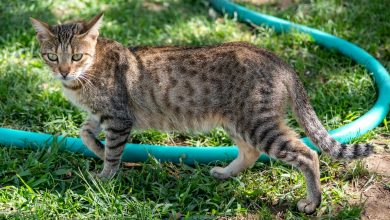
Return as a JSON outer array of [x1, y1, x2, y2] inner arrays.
[[347, 153, 390, 220]]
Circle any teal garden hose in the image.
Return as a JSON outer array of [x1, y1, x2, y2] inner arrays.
[[0, 0, 389, 164]]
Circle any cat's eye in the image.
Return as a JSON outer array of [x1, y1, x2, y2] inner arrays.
[[72, 53, 83, 61], [47, 53, 58, 61]]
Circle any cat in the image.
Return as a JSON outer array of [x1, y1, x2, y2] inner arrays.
[[30, 13, 372, 214]]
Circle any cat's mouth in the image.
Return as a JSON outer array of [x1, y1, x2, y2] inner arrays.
[[53, 71, 82, 81], [53, 73, 76, 81]]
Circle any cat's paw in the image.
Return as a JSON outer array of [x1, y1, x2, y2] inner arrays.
[[210, 166, 230, 180], [94, 170, 116, 180], [297, 199, 319, 214]]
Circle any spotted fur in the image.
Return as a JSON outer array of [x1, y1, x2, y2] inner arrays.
[[31, 14, 372, 214]]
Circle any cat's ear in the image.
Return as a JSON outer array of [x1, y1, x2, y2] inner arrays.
[[30, 17, 54, 43], [81, 13, 103, 40]]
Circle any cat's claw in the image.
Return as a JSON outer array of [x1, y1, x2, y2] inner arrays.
[[210, 166, 231, 180], [297, 199, 319, 214]]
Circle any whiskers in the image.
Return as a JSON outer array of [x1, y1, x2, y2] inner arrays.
[[74, 59, 98, 93], [77, 72, 96, 93]]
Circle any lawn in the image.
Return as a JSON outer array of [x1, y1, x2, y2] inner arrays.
[[0, 0, 389, 219]]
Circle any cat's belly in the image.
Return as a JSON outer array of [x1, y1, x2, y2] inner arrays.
[[133, 111, 225, 132]]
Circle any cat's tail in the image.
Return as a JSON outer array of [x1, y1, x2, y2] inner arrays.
[[288, 73, 373, 159]]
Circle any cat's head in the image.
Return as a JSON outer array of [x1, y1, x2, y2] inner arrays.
[[30, 13, 103, 81]]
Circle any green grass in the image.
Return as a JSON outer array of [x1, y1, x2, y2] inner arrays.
[[0, 0, 389, 218]]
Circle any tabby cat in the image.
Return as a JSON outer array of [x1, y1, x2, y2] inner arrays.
[[30, 13, 372, 214]]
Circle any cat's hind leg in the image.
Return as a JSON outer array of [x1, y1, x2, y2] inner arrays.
[[210, 138, 260, 180], [80, 117, 105, 159], [257, 124, 321, 214]]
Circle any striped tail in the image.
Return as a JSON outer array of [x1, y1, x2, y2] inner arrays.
[[289, 74, 373, 159]]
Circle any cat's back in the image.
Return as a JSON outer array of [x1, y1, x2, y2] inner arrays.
[[128, 42, 290, 81], [128, 42, 283, 64]]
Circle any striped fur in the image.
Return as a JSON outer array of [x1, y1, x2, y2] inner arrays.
[[31, 14, 372, 214], [289, 74, 373, 159]]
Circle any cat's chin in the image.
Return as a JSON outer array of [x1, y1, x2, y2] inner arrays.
[[60, 77, 80, 88]]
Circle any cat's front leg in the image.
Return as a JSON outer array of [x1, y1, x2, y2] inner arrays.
[[99, 117, 132, 178], [80, 117, 104, 159]]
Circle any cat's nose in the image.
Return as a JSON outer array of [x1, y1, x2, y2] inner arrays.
[[59, 66, 70, 78], [60, 71, 69, 78], [60, 71, 69, 79]]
